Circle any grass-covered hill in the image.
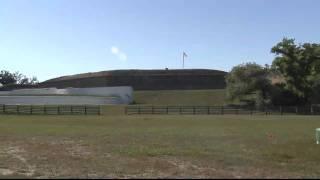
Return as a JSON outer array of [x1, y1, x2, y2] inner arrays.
[[133, 89, 227, 106], [40, 69, 227, 90]]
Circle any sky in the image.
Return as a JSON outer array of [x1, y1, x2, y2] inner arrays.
[[1, 0, 320, 81]]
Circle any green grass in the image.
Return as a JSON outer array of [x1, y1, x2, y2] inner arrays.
[[133, 89, 227, 105], [0, 114, 320, 178], [99, 105, 126, 116]]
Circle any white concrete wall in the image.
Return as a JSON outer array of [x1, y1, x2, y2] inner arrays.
[[0, 86, 133, 105], [64, 87, 133, 103], [0, 88, 67, 95], [0, 96, 122, 105]]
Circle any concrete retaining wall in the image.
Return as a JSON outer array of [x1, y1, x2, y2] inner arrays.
[[0, 86, 133, 105], [0, 96, 122, 105]]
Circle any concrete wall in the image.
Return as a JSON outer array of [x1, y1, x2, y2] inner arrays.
[[0, 86, 133, 105], [0, 88, 67, 95], [0, 96, 122, 105], [64, 87, 133, 103]]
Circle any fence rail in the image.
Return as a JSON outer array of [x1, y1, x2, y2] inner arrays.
[[0, 104, 100, 115], [125, 105, 320, 115]]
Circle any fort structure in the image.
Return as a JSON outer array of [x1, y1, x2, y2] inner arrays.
[[39, 69, 227, 90], [0, 69, 227, 105]]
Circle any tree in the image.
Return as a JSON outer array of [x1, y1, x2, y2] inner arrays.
[[28, 76, 39, 85], [0, 70, 38, 86], [269, 83, 303, 106], [226, 62, 272, 108], [271, 38, 320, 104], [311, 74, 320, 104], [13, 72, 38, 85], [0, 70, 17, 85]]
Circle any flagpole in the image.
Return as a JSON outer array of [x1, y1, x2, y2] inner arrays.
[[182, 52, 184, 69]]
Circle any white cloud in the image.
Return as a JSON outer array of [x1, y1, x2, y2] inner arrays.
[[111, 46, 119, 54], [110, 46, 127, 61]]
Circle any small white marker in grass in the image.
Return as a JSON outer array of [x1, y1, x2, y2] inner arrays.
[[316, 128, 320, 144]]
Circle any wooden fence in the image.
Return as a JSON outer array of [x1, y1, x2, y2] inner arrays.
[[125, 105, 320, 115], [0, 104, 100, 115]]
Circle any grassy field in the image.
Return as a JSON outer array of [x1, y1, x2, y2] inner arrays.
[[0, 114, 320, 178], [133, 89, 227, 105]]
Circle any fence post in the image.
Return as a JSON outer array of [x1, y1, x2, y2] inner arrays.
[[265, 107, 267, 115], [179, 107, 182, 114], [152, 106, 154, 114], [98, 106, 101, 115], [71, 106, 73, 115], [166, 106, 168, 114], [138, 106, 141, 115], [2, 104, 4, 114], [30, 105, 33, 115], [17, 105, 19, 115], [193, 106, 196, 115], [207, 106, 210, 115], [221, 106, 224, 115], [85, 105, 87, 115], [58, 106, 60, 115], [44, 105, 47, 115]]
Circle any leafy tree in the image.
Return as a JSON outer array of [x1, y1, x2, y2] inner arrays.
[[0, 70, 17, 85], [271, 38, 320, 104], [226, 62, 272, 108], [0, 70, 38, 86], [13, 72, 38, 85], [29, 76, 38, 85], [269, 83, 303, 106], [311, 75, 320, 104]]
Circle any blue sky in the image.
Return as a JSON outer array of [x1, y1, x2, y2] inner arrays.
[[1, 0, 320, 81]]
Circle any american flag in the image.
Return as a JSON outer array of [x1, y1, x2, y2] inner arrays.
[[183, 52, 188, 58]]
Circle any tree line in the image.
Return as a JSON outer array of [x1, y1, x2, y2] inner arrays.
[[226, 38, 320, 107], [0, 70, 38, 87]]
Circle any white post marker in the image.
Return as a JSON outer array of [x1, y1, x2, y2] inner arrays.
[[316, 128, 320, 144]]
